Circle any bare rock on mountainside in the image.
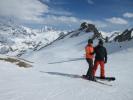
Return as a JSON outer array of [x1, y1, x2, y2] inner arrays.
[[80, 22, 105, 40], [114, 28, 133, 42], [0, 56, 32, 68]]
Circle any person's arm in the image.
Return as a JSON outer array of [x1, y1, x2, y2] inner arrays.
[[104, 48, 107, 63], [90, 51, 95, 55], [90, 47, 95, 55]]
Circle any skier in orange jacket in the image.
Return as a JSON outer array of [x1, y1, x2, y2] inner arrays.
[[84, 39, 95, 80]]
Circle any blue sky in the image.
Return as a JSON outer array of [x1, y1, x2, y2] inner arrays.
[[40, 0, 133, 31], [43, 0, 132, 19], [0, 0, 133, 32]]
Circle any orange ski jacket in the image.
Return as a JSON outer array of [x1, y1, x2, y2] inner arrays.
[[85, 44, 94, 59]]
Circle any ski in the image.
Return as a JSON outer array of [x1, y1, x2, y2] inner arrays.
[[95, 76, 115, 81], [93, 80, 112, 86], [82, 75, 112, 86]]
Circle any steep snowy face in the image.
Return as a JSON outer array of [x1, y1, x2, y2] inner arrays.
[[99, 31, 108, 38], [25, 30, 96, 62], [0, 21, 66, 56], [108, 32, 120, 41]]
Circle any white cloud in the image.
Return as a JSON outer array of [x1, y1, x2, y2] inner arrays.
[[123, 12, 133, 18], [87, 0, 94, 4], [80, 19, 107, 28], [93, 21, 107, 28], [41, 15, 107, 29], [0, 0, 48, 23], [42, 15, 79, 25], [106, 17, 128, 25], [49, 9, 72, 16], [0, 0, 107, 30]]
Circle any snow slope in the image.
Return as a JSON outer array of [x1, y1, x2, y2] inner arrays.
[[0, 31, 133, 100]]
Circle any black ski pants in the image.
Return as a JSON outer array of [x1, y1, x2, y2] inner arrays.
[[86, 58, 93, 78]]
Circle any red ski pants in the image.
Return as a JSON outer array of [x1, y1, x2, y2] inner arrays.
[[93, 60, 105, 77]]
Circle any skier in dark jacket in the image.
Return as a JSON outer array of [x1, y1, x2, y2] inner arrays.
[[92, 39, 107, 78]]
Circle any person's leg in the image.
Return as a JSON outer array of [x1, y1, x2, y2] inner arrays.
[[99, 61, 105, 78], [92, 60, 99, 76], [86, 59, 93, 77], [89, 59, 94, 78], [85, 58, 90, 77]]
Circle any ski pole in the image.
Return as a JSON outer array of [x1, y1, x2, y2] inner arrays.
[[48, 58, 85, 64]]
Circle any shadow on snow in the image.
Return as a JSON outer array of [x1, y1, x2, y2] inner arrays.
[[40, 71, 81, 79]]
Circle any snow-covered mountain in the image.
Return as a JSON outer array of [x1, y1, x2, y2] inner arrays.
[[0, 20, 133, 58], [1, 24, 133, 100], [1, 20, 133, 58], [0, 20, 67, 56]]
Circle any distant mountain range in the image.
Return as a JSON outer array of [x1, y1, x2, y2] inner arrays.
[[0, 20, 67, 56], [0, 21, 132, 56]]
